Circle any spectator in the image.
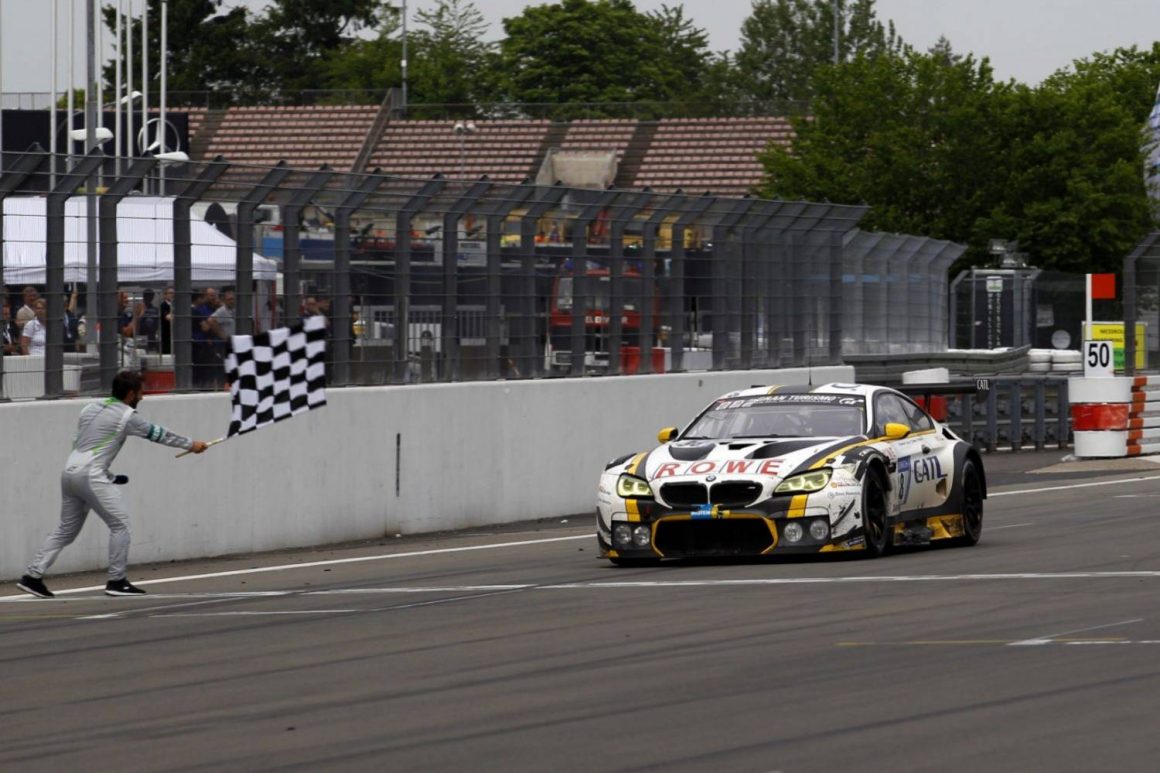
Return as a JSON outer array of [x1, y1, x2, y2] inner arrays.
[[15, 286, 39, 332], [117, 291, 135, 341], [192, 287, 220, 388], [301, 296, 320, 322], [2, 297, 20, 355], [117, 291, 140, 370], [64, 287, 85, 353], [135, 289, 161, 352], [21, 298, 48, 356], [160, 287, 174, 355], [317, 296, 332, 329], [207, 286, 236, 343]]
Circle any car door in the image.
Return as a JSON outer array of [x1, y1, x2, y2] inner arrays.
[[895, 396, 953, 509], [873, 393, 927, 513]]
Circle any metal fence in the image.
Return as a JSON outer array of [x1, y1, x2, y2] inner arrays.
[[950, 268, 1098, 353], [1, 149, 964, 399], [1125, 230, 1160, 374]]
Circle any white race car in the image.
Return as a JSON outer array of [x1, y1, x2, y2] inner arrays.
[[596, 383, 986, 565]]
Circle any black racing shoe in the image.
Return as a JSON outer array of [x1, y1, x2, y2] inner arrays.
[[105, 578, 147, 596], [17, 575, 54, 599]]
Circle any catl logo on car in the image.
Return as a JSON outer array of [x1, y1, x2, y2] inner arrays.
[[912, 456, 945, 483]]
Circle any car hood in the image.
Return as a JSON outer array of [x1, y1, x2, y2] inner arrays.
[[642, 436, 859, 483]]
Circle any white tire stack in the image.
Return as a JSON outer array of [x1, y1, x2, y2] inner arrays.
[[1051, 349, 1083, 374], [1028, 349, 1053, 373]]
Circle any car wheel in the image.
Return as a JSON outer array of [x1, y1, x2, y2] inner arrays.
[[609, 557, 661, 567], [954, 459, 984, 546], [862, 469, 890, 557]]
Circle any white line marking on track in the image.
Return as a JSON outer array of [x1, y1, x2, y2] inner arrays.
[[31, 572, 1160, 602], [989, 474, 1160, 497], [5, 473, 1160, 603], [1009, 618, 1145, 646], [988, 522, 1033, 530]]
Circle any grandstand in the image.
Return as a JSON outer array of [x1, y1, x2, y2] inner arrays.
[[179, 105, 795, 196], [195, 104, 380, 170]]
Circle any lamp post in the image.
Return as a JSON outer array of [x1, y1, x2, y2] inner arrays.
[[453, 120, 476, 179], [401, 0, 407, 116]]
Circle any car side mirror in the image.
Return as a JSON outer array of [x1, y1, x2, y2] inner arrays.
[[884, 422, 911, 440], [657, 427, 678, 443]]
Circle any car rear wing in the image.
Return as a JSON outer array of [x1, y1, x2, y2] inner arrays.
[[897, 379, 991, 422], [897, 378, 991, 401]]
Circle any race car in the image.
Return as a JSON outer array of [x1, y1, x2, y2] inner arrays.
[[596, 382, 986, 564]]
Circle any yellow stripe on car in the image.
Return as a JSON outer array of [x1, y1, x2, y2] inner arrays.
[[626, 499, 641, 522], [627, 452, 648, 476], [926, 514, 965, 539]]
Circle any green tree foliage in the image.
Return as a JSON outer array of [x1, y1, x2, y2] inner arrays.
[[406, 0, 495, 109], [253, 0, 390, 98], [316, 19, 402, 102], [758, 42, 1160, 272], [494, 0, 718, 116], [974, 45, 1160, 272], [734, 0, 901, 108], [102, 0, 263, 103]]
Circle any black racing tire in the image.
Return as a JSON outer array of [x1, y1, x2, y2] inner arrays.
[[608, 556, 661, 567], [954, 459, 984, 546], [861, 469, 891, 557]]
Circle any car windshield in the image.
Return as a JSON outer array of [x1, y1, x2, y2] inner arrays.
[[683, 395, 866, 440]]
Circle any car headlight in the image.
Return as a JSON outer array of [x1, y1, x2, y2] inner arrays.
[[775, 469, 832, 494], [616, 474, 654, 499]]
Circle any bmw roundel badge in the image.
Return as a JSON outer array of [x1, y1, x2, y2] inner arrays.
[[706, 474, 717, 482]]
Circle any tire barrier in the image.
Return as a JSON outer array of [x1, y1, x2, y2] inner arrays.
[[1069, 376, 1131, 457], [1128, 376, 1160, 456], [1069, 376, 1160, 457]]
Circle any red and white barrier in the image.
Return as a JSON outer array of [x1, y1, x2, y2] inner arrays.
[[1070, 377, 1131, 457], [1128, 376, 1160, 456], [1070, 376, 1160, 457]]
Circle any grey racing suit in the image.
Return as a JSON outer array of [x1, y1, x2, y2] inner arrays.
[[27, 397, 194, 581]]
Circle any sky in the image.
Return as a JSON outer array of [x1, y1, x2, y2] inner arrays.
[[1, 0, 1159, 97]]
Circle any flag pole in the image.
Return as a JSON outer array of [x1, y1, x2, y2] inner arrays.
[[175, 436, 226, 458]]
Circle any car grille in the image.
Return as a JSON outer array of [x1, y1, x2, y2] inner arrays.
[[709, 481, 762, 508], [654, 517, 775, 557], [660, 483, 708, 508]]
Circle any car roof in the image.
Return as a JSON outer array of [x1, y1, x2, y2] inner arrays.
[[715, 382, 887, 401]]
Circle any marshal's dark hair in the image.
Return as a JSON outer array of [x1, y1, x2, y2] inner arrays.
[[111, 371, 144, 400]]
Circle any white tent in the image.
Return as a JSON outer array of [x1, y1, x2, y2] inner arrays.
[[1, 195, 278, 285]]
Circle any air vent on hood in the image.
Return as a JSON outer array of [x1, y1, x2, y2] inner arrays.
[[667, 442, 717, 462], [748, 439, 827, 459]]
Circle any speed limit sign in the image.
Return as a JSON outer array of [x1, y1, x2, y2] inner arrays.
[[1084, 340, 1114, 377]]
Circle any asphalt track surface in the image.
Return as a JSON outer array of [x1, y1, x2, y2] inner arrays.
[[5, 451, 1160, 772]]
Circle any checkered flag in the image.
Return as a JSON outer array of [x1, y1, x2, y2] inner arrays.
[[224, 315, 327, 438]]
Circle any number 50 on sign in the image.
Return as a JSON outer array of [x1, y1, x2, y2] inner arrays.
[[1084, 340, 1114, 377]]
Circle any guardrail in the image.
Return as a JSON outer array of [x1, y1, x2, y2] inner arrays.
[[936, 376, 1071, 452]]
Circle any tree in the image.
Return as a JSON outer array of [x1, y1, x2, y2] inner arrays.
[[494, 0, 717, 116], [406, 0, 495, 110], [974, 44, 1160, 272], [642, 5, 716, 106], [734, 0, 902, 109], [253, 0, 390, 98], [102, 0, 264, 104], [757, 42, 1160, 273]]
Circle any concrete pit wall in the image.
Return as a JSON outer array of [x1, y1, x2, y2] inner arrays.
[[1, 366, 852, 579]]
